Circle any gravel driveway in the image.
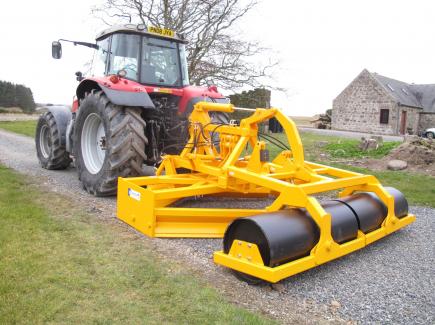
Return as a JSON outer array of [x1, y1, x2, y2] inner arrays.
[[0, 128, 433, 324], [298, 127, 404, 142], [0, 113, 40, 121]]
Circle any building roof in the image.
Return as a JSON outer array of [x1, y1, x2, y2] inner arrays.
[[371, 72, 435, 113]]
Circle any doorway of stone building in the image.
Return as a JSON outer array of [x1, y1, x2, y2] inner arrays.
[[400, 111, 407, 134]]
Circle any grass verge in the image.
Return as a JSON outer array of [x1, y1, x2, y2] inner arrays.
[[0, 165, 274, 324], [264, 131, 399, 160], [0, 120, 37, 137], [325, 140, 400, 159]]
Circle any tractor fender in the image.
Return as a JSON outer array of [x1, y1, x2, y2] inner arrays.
[[44, 106, 72, 147], [100, 85, 155, 108], [178, 85, 227, 114], [183, 96, 230, 116], [76, 79, 155, 109]]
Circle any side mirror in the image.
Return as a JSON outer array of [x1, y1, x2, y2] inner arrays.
[[75, 71, 84, 81], [52, 41, 62, 59]]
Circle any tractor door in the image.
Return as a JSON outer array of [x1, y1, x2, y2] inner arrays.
[[91, 36, 110, 77], [107, 33, 141, 81]]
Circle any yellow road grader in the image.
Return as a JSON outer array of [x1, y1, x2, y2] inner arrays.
[[117, 101, 415, 283]]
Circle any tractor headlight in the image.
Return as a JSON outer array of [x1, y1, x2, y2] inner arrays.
[[117, 69, 127, 78]]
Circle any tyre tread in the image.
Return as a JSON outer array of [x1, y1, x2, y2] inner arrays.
[[36, 111, 72, 170], [75, 91, 146, 196]]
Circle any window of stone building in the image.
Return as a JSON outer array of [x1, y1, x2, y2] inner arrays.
[[380, 109, 389, 124]]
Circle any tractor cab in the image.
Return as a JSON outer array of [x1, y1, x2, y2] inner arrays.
[[52, 24, 190, 88], [92, 25, 190, 87]]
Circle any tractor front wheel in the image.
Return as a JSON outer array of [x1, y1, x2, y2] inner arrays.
[[74, 91, 147, 196]]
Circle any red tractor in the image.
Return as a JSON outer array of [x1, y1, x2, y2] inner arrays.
[[36, 24, 228, 196]]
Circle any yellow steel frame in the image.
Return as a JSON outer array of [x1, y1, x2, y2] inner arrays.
[[117, 101, 415, 282]]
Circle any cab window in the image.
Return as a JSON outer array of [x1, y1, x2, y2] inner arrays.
[[108, 33, 141, 80], [92, 36, 110, 76], [141, 37, 181, 86]]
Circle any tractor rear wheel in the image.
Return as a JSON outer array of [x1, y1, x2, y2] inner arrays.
[[35, 111, 72, 170], [74, 90, 147, 196]]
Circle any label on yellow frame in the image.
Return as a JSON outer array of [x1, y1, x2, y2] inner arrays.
[[128, 188, 141, 201], [148, 26, 174, 37]]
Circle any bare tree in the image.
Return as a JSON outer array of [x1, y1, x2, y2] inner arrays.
[[92, 0, 277, 89]]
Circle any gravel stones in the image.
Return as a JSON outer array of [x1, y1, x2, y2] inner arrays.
[[0, 113, 39, 121]]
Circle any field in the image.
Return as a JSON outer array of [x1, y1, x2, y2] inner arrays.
[[289, 115, 313, 127], [0, 165, 273, 324], [0, 120, 37, 137], [0, 107, 24, 113]]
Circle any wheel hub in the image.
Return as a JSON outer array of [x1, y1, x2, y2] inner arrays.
[[39, 125, 52, 158], [81, 113, 106, 174]]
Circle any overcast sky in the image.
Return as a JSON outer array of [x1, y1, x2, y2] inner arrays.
[[1, 0, 435, 116]]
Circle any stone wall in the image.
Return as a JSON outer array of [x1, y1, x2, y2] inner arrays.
[[418, 112, 435, 132], [398, 106, 421, 135], [332, 69, 399, 135]]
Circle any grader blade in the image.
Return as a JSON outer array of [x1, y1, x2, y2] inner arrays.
[[117, 101, 415, 283]]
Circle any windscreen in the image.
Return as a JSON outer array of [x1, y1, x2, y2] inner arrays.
[[141, 37, 187, 87]]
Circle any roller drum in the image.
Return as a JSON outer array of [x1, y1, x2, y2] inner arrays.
[[336, 187, 408, 233], [223, 200, 359, 267], [223, 210, 320, 267], [223, 187, 408, 268], [322, 200, 359, 244], [384, 187, 408, 218], [335, 193, 386, 233]]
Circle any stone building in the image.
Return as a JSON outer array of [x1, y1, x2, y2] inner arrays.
[[332, 69, 435, 135]]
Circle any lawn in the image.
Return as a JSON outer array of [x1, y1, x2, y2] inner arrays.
[[0, 120, 37, 137], [0, 165, 274, 324], [325, 140, 400, 159], [263, 131, 400, 160]]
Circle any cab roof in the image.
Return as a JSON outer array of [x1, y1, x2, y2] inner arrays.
[[96, 24, 186, 43]]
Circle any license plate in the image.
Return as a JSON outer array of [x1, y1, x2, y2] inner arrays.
[[148, 26, 174, 37]]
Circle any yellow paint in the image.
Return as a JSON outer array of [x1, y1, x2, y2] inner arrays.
[[147, 26, 174, 37], [116, 101, 416, 282], [153, 88, 172, 94]]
